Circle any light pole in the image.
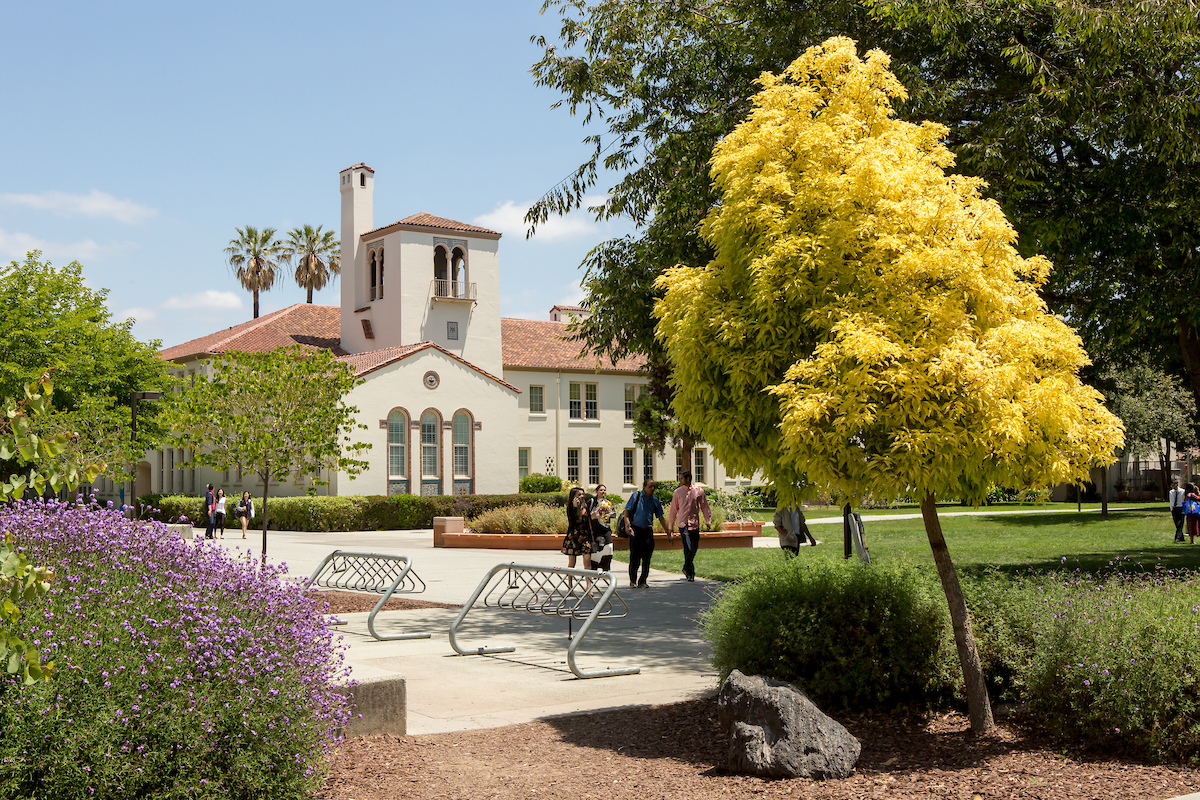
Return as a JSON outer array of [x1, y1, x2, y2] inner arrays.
[[127, 390, 162, 516]]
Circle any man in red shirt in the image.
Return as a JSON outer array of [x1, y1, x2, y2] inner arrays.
[[668, 471, 711, 582]]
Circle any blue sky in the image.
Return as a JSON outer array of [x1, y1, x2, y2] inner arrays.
[[0, 1, 633, 347]]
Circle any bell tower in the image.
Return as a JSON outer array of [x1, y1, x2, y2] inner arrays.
[[339, 163, 374, 352]]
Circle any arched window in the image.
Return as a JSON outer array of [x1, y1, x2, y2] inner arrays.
[[433, 246, 448, 296], [387, 409, 408, 495], [369, 251, 378, 301], [451, 247, 467, 297], [378, 247, 385, 299], [420, 411, 440, 495]]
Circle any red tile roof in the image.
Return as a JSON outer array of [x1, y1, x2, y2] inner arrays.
[[158, 304, 346, 361], [363, 212, 501, 239], [341, 162, 375, 173], [337, 342, 519, 391], [500, 318, 645, 373]]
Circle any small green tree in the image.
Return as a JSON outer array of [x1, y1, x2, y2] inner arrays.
[[170, 347, 370, 556], [656, 39, 1124, 732]]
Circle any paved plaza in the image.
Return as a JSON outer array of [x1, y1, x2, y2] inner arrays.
[[206, 529, 720, 735]]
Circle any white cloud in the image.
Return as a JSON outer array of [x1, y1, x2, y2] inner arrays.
[[0, 228, 135, 262], [474, 196, 608, 242], [0, 190, 157, 224], [162, 290, 244, 311]]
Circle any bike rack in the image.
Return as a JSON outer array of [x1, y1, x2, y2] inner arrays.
[[449, 562, 640, 679], [305, 550, 432, 641]]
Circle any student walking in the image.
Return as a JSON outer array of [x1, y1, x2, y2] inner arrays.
[[588, 484, 615, 571], [668, 471, 711, 582], [623, 479, 669, 588], [203, 483, 216, 540], [1185, 483, 1200, 545], [214, 489, 227, 538], [1169, 481, 1187, 543], [235, 491, 254, 539], [772, 503, 818, 555], [561, 487, 591, 569]]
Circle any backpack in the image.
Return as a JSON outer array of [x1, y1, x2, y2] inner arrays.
[[1184, 497, 1200, 516]]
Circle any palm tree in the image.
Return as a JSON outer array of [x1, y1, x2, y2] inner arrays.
[[225, 226, 283, 319], [282, 225, 341, 303]]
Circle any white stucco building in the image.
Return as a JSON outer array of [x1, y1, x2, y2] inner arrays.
[[117, 164, 754, 501]]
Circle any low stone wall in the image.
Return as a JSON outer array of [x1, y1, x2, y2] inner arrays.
[[340, 675, 407, 737]]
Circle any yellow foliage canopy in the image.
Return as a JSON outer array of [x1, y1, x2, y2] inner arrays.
[[655, 37, 1124, 506]]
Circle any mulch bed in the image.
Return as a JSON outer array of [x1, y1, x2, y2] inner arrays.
[[310, 590, 460, 614], [318, 697, 1199, 800]]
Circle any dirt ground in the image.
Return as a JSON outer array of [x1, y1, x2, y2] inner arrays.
[[317, 698, 1200, 800], [314, 590, 460, 613]]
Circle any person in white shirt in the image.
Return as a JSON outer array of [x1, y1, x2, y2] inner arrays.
[[1169, 480, 1186, 543]]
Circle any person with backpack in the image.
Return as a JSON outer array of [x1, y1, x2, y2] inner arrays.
[[622, 478, 670, 588], [1184, 483, 1200, 545], [1169, 480, 1187, 543]]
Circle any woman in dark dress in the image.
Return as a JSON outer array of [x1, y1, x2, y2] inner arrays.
[[560, 487, 591, 569]]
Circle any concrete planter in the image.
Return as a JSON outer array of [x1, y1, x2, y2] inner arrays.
[[721, 520, 765, 535], [441, 532, 564, 550], [432, 516, 465, 547], [166, 523, 194, 540]]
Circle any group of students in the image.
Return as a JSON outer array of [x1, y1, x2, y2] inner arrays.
[[1168, 480, 1200, 544], [560, 471, 713, 588], [201, 484, 256, 540]]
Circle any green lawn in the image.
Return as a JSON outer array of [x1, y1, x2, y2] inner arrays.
[[615, 508, 1194, 582]]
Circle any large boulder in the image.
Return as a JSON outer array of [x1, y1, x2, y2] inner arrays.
[[717, 669, 861, 779]]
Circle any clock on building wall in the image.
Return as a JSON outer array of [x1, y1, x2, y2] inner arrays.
[[423, 371, 440, 390]]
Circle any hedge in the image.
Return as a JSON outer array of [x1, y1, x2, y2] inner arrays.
[[137, 492, 572, 532]]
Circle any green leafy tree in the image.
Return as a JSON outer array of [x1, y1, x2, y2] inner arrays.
[[282, 224, 341, 304], [0, 252, 174, 487], [1, 533, 55, 687], [532, 0, 1200, 427], [1102, 358, 1196, 495], [655, 40, 1124, 732], [225, 226, 284, 319], [170, 347, 370, 555]]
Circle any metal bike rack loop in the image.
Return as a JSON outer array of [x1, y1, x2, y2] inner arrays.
[[449, 562, 640, 679], [305, 550, 432, 641]]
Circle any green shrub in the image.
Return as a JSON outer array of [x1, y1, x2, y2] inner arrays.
[[703, 558, 957, 711], [519, 473, 563, 493], [138, 494, 263, 529], [471, 503, 570, 534], [1014, 568, 1200, 762]]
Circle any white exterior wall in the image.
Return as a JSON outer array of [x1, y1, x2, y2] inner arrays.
[[340, 165, 374, 354], [504, 367, 757, 496], [338, 348, 519, 496]]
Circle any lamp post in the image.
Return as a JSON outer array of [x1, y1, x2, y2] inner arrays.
[[127, 390, 162, 516]]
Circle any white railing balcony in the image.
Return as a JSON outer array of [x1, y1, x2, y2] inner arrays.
[[431, 279, 477, 303]]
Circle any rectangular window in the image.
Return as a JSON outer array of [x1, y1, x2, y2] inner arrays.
[[567, 448, 580, 484], [569, 383, 582, 419], [518, 448, 530, 479], [643, 449, 654, 484], [589, 448, 601, 486], [676, 449, 683, 479], [447, 321, 459, 340], [694, 448, 707, 484], [623, 449, 635, 486], [529, 385, 544, 414], [585, 383, 598, 419], [624, 384, 635, 421]]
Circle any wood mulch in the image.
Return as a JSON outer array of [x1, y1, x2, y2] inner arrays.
[[317, 698, 1200, 800], [311, 590, 460, 614]]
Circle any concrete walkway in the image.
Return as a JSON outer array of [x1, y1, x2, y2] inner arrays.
[[205, 530, 719, 735]]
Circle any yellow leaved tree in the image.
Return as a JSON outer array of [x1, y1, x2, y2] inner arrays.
[[655, 37, 1124, 733]]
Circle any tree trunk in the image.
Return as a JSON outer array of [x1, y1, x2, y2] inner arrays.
[[260, 474, 271, 559], [253, 289, 260, 319], [1101, 465, 1108, 518], [920, 492, 995, 734], [306, 285, 314, 304], [843, 503, 853, 559], [1178, 317, 1200, 440], [1160, 440, 1172, 500], [679, 437, 693, 481]]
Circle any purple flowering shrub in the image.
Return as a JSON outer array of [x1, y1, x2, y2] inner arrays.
[[1011, 563, 1200, 762], [0, 500, 351, 799]]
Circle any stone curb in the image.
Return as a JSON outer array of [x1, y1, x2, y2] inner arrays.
[[339, 675, 407, 737]]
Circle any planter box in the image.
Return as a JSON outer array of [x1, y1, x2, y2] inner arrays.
[[167, 523, 194, 540], [721, 520, 765, 535], [441, 532, 563, 550], [432, 516, 465, 548]]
